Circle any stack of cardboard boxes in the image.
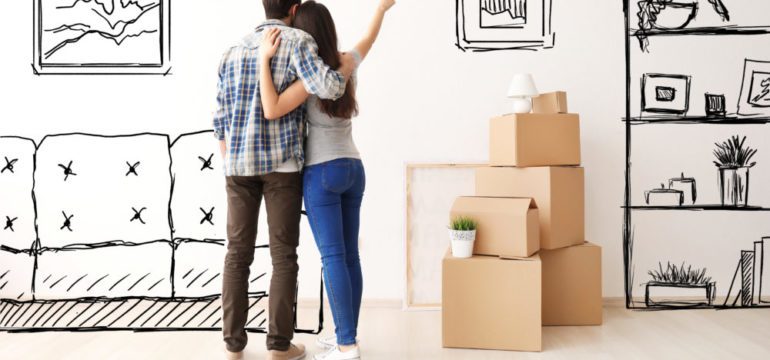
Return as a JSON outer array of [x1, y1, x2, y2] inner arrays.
[[442, 92, 602, 352]]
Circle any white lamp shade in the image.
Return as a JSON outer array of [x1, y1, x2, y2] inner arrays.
[[507, 73, 539, 98]]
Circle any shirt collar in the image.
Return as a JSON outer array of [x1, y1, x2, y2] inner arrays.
[[242, 19, 289, 48]]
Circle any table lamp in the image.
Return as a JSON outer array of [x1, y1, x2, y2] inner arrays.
[[507, 74, 539, 113]]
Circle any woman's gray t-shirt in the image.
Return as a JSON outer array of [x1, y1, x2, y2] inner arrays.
[[304, 50, 362, 166]]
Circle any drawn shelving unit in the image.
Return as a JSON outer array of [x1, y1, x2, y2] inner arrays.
[[623, 0, 770, 310]]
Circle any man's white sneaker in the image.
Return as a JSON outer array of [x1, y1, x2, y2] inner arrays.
[[313, 346, 360, 360], [316, 336, 336, 350]]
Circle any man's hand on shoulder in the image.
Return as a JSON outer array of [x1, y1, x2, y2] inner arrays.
[[338, 52, 356, 79]]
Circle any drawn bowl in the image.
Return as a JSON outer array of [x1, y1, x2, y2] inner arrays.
[[652, 2, 699, 30]]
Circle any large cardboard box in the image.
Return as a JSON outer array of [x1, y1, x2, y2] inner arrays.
[[475, 166, 584, 250], [489, 113, 581, 167], [442, 251, 541, 352], [450, 197, 539, 258], [533, 91, 568, 114], [541, 242, 603, 326]]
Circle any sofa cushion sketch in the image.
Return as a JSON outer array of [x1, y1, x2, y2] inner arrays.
[[0, 131, 323, 333], [32, 0, 172, 75], [456, 0, 554, 52]]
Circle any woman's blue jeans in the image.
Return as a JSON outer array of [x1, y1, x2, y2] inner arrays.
[[303, 158, 365, 346]]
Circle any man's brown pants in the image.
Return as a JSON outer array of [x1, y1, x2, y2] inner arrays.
[[222, 172, 302, 352]]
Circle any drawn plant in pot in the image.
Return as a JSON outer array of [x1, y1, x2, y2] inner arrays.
[[713, 135, 757, 207], [636, 0, 730, 51], [645, 262, 716, 307], [448, 216, 477, 259]]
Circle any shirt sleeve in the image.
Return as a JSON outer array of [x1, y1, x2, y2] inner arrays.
[[290, 35, 347, 100], [212, 52, 230, 141]]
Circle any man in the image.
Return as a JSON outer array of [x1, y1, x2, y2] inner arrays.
[[213, 1, 356, 359]]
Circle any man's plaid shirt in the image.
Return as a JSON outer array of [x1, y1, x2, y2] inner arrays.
[[213, 20, 347, 176]]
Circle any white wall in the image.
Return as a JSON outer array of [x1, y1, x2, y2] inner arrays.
[[3, 0, 766, 301]]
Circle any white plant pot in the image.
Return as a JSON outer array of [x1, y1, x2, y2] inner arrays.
[[449, 229, 476, 258]]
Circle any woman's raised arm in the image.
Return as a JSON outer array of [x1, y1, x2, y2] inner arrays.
[[354, 0, 396, 61], [259, 28, 310, 120]]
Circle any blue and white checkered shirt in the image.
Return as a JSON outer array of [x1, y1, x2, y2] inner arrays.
[[213, 20, 347, 176]]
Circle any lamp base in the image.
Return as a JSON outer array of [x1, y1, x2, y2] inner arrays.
[[512, 98, 532, 114]]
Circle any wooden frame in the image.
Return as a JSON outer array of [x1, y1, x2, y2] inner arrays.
[[404, 163, 483, 310]]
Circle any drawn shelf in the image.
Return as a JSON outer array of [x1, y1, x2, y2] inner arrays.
[[629, 26, 770, 38], [627, 115, 770, 125], [625, 205, 770, 212]]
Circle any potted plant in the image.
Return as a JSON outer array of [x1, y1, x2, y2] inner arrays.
[[636, 0, 729, 51], [713, 135, 757, 207], [448, 216, 477, 259], [645, 262, 716, 308]]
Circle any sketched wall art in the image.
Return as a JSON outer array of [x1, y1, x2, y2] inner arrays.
[[32, 0, 171, 75], [456, 0, 555, 52], [0, 132, 322, 333]]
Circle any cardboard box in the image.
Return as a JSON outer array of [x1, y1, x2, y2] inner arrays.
[[475, 166, 584, 250], [450, 197, 539, 258], [489, 113, 581, 167], [541, 242, 603, 326], [442, 251, 541, 352], [532, 91, 569, 114]]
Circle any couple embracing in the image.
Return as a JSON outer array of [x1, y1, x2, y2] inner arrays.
[[212, 0, 396, 359]]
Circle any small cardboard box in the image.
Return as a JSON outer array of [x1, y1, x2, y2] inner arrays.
[[450, 197, 539, 258], [442, 251, 541, 352], [532, 91, 569, 114], [541, 242, 603, 326], [489, 113, 581, 167], [475, 166, 584, 250]]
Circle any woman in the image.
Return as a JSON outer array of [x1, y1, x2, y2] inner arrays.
[[258, 1, 395, 359]]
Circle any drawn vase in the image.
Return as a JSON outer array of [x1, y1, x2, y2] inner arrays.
[[718, 166, 751, 207], [448, 229, 476, 259]]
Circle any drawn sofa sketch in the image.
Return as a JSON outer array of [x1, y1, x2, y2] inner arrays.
[[32, 0, 172, 75], [0, 132, 322, 333], [456, 0, 555, 52]]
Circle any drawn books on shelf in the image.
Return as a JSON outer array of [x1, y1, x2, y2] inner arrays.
[[33, 0, 171, 75]]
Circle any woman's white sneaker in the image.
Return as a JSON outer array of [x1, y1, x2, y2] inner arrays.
[[316, 336, 337, 350], [313, 346, 360, 360]]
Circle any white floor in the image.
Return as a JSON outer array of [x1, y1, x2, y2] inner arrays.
[[1, 302, 770, 359]]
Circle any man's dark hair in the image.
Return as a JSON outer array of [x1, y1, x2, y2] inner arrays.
[[263, 0, 301, 19]]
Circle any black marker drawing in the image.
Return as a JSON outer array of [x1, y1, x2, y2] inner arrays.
[[635, 0, 732, 51], [2, 157, 18, 174], [713, 135, 757, 207], [668, 173, 697, 204], [198, 154, 214, 171], [126, 161, 141, 176], [199, 207, 214, 226], [0, 132, 324, 333], [456, 0, 554, 52], [32, 0, 172, 75], [58, 161, 77, 181], [60, 212, 74, 232], [131, 207, 147, 224], [737, 59, 770, 116], [642, 74, 691, 115], [623, 1, 770, 311], [645, 262, 716, 308], [4, 217, 17, 232]]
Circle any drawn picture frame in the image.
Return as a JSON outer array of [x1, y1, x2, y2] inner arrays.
[[642, 73, 691, 115], [32, 0, 172, 75], [737, 59, 770, 117], [456, 0, 555, 52]]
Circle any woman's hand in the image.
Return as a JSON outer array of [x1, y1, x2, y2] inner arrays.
[[260, 28, 281, 62], [379, 0, 396, 12]]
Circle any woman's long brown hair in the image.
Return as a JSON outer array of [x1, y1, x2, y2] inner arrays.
[[294, 1, 358, 119]]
